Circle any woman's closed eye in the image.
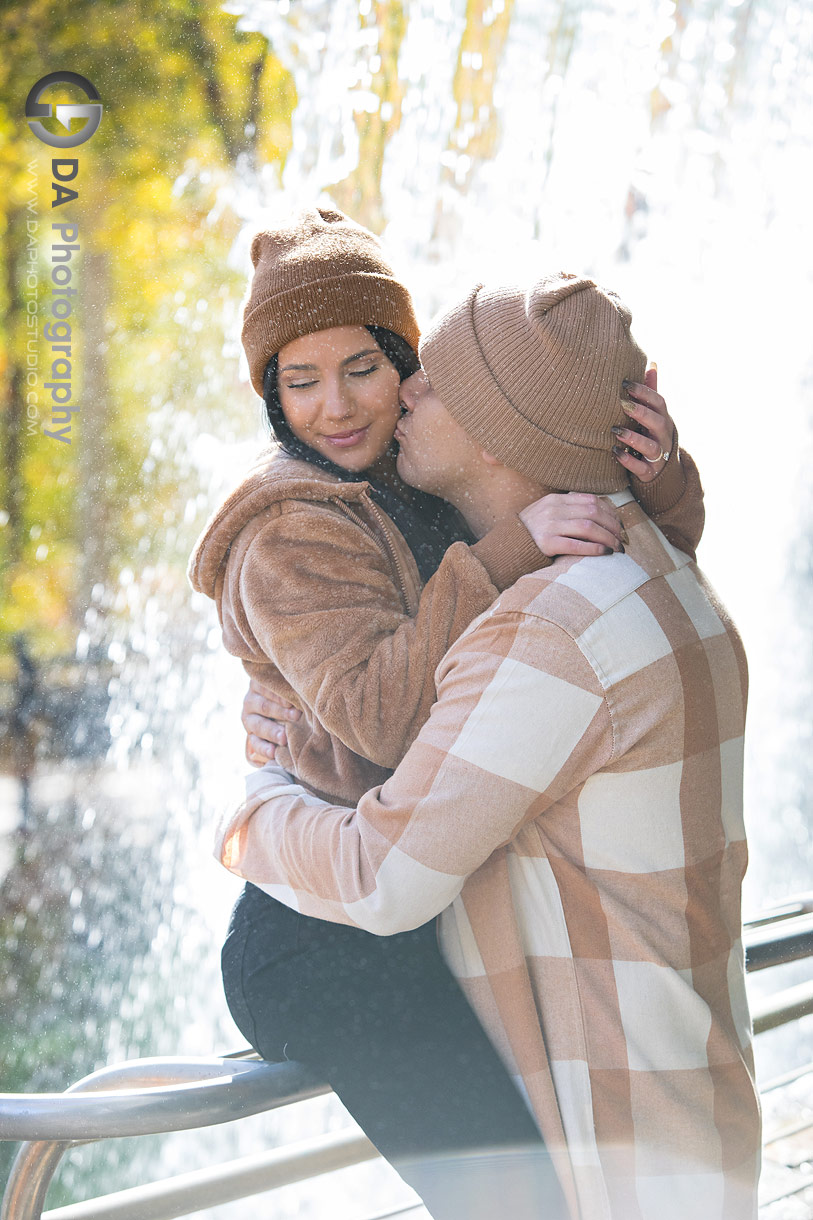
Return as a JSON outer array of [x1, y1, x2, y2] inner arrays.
[[284, 378, 318, 390], [285, 363, 380, 390]]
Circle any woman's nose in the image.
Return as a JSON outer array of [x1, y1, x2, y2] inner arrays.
[[322, 378, 352, 418]]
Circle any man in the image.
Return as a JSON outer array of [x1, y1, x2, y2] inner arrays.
[[218, 273, 760, 1219]]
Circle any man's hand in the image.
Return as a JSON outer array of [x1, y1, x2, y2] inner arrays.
[[612, 366, 676, 482], [242, 677, 301, 766], [519, 491, 625, 557]]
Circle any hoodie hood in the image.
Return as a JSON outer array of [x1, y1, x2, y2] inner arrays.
[[188, 448, 374, 600]]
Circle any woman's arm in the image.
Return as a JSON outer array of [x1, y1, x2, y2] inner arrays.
[[613, 370, 704, 559], [631, 445, 704, 560]]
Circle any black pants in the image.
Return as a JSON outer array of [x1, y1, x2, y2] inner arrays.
[[221, 883, 566, 1218]]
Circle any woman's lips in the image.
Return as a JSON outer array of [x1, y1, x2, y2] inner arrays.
[[323, 425, 370, 448]]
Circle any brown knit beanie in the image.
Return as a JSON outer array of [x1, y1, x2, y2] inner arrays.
[[419, 273, 647, 492], [241, 207, 420, 395]]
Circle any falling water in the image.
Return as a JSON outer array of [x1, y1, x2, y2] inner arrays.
[[2, 0, 812, 1214]]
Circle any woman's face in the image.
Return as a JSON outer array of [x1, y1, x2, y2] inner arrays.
[[277, 325, 402, 472]]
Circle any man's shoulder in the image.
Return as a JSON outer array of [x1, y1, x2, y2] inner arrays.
[[473, 508, 715, 656], [496, 537, 689, 623], [446, 526, 741, 750]]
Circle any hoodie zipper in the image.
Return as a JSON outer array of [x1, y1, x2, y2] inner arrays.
[[337, 494, 415, 615]]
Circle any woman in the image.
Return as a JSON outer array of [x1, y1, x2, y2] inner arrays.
[[190, 208, 699, 1218]]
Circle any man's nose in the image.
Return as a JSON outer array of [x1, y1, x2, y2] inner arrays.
[[399, 373, 419, 412]]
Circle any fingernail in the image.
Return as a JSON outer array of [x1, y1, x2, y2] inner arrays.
[[612, 445, 625, 456], [620, 528, 629, 544], [621, 401, 637, 413], [611, 425, 624, 435], [618, 543, 625, 554]]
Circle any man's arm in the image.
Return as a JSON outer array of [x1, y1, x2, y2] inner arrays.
[[217, 611, 613, 933]]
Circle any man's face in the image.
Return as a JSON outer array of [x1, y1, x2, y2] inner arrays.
[[394, 370, 482, 497]]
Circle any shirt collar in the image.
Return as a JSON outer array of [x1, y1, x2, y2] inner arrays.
[[603, 488, 635, 506]]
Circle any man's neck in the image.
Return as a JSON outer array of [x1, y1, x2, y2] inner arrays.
[[450, 468, 551, 540]]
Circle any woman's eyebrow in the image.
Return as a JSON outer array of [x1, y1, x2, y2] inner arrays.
[[279, 349, 380, 374]]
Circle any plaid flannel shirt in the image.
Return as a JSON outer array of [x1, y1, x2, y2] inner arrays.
[[218, 490, 760, 1220]]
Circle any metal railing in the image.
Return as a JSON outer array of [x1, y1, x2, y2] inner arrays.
[[744, 894, 813, 1036], [0, 1057, 371, 1220], [1, 892, 812, 1220], [0, 1057, 326, 1143]]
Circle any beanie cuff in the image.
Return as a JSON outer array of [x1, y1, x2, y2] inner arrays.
[[243, 272, 419, 395], [420, 283, 509, 451]]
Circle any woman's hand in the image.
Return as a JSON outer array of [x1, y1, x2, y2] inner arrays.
[[519, 491, 625, 557], [242, 677, 301, 766], [612, 366, 676, 482]]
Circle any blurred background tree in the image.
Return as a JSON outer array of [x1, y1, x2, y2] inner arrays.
[[0, 0, 295, 662], [1, 12, 299, 1194]]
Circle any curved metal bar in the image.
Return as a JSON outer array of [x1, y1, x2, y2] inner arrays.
[[0, 1057, 328, 1141], [1, 1058, 328, 1220], [1, 1142, 73, 1220]]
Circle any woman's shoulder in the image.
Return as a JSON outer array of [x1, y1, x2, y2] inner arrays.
[[243, 447, 361, 501], [188, 447, 372, 597]]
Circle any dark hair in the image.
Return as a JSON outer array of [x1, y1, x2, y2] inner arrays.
[[261, 325, 420, 477]]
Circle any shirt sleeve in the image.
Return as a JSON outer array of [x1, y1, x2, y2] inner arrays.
[[216, 613, 613, 934], [233, 501, 547, 770]]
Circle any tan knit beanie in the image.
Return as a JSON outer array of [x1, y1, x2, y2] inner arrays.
[[419, 273, 647, 492], [241, 207, 420, 395]]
